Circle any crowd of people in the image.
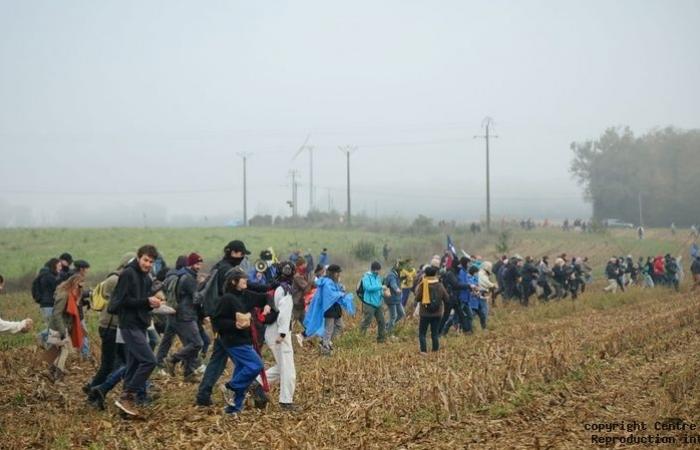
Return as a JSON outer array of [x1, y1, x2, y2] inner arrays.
[[1, 235, 698, 421]]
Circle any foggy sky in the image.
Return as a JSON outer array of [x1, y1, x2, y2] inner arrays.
[[1, 0, 699, 226]]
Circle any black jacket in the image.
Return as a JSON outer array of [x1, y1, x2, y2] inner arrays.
[[605, 262, 618, 280], [176, 268, 198, 322], [213, 289, 269, 347], [441, 270, 469, 302], [36, 267, 59, 308], [114, 259, 154, 330]]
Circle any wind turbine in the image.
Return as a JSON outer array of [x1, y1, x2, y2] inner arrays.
[[293, 134, 314, 212]]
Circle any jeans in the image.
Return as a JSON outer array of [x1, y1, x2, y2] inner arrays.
[[198, 321, 210, 357], [121, 328, 157, 394], [224, 344, 264, 412], [147, 327, 160, 352], [359, 303, 386, 342], [442, 302, 473, 334], [471, 298, 489, 330], [80, 319, 90, 357], [418, 316, 441, 352], [400, 288, 412, 308], [171, 320, 204, 376], [323, 317, 343, 349], [439, 299, 469, 335], [155, 316, 176, 365], [39, 307, 53, 344], [196, 337, 229, 405], [385, 302, 405, 335]]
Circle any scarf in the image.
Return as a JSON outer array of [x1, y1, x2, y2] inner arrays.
[[65, 289, 84, 349], [421, 276, 439, 304]]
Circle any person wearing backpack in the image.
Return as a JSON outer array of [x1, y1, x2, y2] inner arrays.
[[110, 245, 163, 417], [163, 253, 205, 383], [358, 261, 387, 344], [84, 252, 135, 409], [384, 261, 405, 338], [214, 267, 272, 415], [197, 239, 267, 407], [33, 258, 61, 347], [155, 255, 188, 372], [439, 259, 471, 336], [414, 266, 448, 355]]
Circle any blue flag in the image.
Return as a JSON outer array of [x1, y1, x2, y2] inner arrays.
[[303, 276, 355, 338], [447, 235, 457, 257]]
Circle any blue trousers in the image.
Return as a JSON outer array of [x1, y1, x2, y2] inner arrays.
[[224, 344, 264, 412]]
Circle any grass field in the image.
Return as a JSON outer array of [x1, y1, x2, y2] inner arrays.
[[0, 227, 698, 449]]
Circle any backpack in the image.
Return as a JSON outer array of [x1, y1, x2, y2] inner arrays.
[[195, 265, 238, 318], [423, 284, 440, 314], [355, 278, 365, 302], [31, 274, 42, 303], [90, 272, 118, 312], [162, 273, 183, 310]]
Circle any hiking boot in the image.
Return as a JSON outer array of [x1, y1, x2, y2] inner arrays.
[[89, 386, 106, 410], [223, 405, 240, 416], [279, 403, 301, 412], [82, 383, 92, 395], [183, 373, 201, 384], [250, 380, 269, 409], [163, 357, 177, 377], [219, 383, 235, 407], [196, 397, 213, 407], [115, 393, 140, 417]]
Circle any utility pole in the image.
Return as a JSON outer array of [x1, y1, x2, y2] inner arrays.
[[474, 117, 498, 232], [338, 145, 357, 226], [288, 170, 299, 218], [638, 192, 643, 227], [293, 134, 314, 213], [237, 152, 252, 226]]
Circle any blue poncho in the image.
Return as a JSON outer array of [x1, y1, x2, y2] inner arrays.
[[303, 276, 355, 338]]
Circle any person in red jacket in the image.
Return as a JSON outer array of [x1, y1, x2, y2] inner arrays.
[[653, 256, 666, 285]]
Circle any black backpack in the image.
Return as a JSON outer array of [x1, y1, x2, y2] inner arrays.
[[355, 279, 365, 302], [31, 274, 42, 303], [423, 284, 440, 314]]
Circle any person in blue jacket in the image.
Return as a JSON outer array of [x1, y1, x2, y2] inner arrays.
[[358, 261, 387, 343]]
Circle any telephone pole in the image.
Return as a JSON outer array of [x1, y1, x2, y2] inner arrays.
[[288, 170, 299, 218], [338, 145, 357, 226], [474, 117, 498, 232], [237, 152, 252, 226], [638, 192, 643, 227]]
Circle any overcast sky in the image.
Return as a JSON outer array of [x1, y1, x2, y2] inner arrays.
[[1, 0, 699, 226]]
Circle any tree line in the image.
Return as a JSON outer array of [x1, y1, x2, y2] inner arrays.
[[570, 126, 700, 227]]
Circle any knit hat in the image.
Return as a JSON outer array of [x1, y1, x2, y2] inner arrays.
[[225, 240, 251, 255], [187, 252, 203, 266]]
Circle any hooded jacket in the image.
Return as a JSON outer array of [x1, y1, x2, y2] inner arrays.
[[36, 267, 59, 308], [360, 271, 384, 307]]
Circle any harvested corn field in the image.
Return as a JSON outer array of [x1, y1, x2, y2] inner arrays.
[[2, 285, 699, 449]]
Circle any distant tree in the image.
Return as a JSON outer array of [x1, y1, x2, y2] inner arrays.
[[570, 127, 700, 226]]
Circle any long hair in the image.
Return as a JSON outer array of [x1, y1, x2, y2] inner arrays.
[[56, 273, 84, 296]]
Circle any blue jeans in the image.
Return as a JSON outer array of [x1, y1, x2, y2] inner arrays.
[[386, 303, 405, 334], [39, 307, 53, 343], [471, 298, 489, 330], [224, 344, 264, 412], [81, 319, 90, 357], [400, 288, 412, 307], [196, 337, 229, 405]]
